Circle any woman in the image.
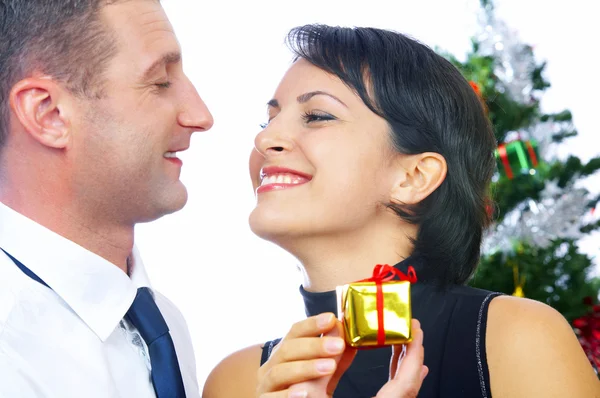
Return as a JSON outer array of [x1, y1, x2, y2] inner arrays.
[[204, 25, 599, 397]]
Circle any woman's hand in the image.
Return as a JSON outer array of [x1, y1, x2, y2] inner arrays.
[[256, 313, 355, 398], [375, 319, 428, 398], [282, 319, 429, 398], [258, 316, 427, 398]]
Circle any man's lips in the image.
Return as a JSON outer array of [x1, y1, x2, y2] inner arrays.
[[164, 147, 188, 166]]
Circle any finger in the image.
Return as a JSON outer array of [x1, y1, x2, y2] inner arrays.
[[258, 388, 308, 398], [377, 359, 425, 398], [376, 373, 423, 398], [259, 358, 338, 394], [327, 347, 356, 396], [258, 316, 345, 394], [258, 387, 311, 398], [375, 321, 426, 397], [389, 343, 402, 379], [283, 313, 338, 340], [390, 318, 420, 379], [258, 391, 293, 398], [270, 336, 345, 365], [261, 380, 332, 398], [394, 319, 424, 380], [291, 379, 328, 398], [326, 321, 357, 395]]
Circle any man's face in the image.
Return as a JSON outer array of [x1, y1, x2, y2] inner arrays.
[[69, 0, 213, 225]]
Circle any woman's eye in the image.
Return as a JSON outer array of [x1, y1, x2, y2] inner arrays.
[[302, 111, 336, 123]]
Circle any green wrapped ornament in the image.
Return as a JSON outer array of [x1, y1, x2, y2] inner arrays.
[[495, 139, 540, 179]]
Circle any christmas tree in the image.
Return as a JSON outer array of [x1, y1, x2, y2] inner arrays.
[[441, 0, 600, 370]]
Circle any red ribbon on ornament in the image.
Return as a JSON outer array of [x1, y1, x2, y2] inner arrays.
[[497, 144, 514, 179], [524, 141, 538, 167], [358, 264, 417, 346]]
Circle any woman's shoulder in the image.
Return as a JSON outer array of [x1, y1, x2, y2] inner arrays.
[[443, 283, 498, 299], [202, 343, 263, 398], [486, 295, 600, 397], [418, 283, 500, 325]]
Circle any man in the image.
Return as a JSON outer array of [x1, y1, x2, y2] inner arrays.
[[0, 0, 212, 397]]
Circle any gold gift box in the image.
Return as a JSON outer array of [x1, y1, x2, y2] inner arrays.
[[337, 280, 412, 348]]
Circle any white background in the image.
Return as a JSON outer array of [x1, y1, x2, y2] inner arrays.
[[135, 0, 600, 388]]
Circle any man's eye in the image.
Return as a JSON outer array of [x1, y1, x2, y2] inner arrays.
[[155, 81, 172, 89]]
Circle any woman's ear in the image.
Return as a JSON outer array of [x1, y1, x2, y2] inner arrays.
[[389, 152, 447, 205], [9, 77, 71, 149]]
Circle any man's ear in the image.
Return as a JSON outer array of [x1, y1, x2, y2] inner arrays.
[[389, 152, 447, 206], [9, 77, 71, 149]]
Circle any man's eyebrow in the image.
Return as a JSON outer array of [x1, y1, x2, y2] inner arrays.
[[267, 99, 279, 108], [141, 51, 182, 81]]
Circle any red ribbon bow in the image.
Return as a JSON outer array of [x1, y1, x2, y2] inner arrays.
[[358, 264, 417, 346]]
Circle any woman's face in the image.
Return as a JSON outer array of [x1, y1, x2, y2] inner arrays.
[[249, 59, 400, 245]]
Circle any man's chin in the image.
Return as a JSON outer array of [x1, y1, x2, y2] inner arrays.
[[162, 187, 189, 215], [136, 187, 188, 224]]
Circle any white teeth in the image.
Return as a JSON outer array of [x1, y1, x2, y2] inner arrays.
[[164, 152, 178, 158], [263, 175, 277, 185], [260, 173, 307, 187]]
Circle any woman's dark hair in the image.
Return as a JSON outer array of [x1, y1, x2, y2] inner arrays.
[[286, 24, 496, 286]]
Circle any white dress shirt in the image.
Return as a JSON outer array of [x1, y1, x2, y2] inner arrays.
[[0, 202, 199, 398]]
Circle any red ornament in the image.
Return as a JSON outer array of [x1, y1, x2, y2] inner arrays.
[[573, 297, 600, 371], [573, 318, 588, 329], [469, 81, 482, 97], [468, 81, 489, 115]]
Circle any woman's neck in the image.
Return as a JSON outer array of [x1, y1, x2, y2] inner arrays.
[[287, 220, 417, 292]]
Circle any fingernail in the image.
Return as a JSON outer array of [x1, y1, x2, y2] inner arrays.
[[324, 338, 344, 354], [316, 358, 336, 373], [317, 313, 333, 328], [289, 390, 307, 398]]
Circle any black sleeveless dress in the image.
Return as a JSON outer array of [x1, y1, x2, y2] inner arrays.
[[260, 256, 501, 398]]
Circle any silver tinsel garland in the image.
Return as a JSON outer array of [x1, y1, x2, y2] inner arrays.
[[476, 6, 595, 255], [475, 4, 537, 105], [482, 181, 591, 254]]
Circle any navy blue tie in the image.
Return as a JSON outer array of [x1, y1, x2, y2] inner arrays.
[[126, 287, 186, 398], [1, 249, 186, 398], [1, 249, 49, 288]]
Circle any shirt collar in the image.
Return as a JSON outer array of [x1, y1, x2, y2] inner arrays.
[[0, 201, 151, 341]]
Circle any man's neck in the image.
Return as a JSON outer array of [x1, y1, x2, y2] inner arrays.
[[0, 194, 134, 274]]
